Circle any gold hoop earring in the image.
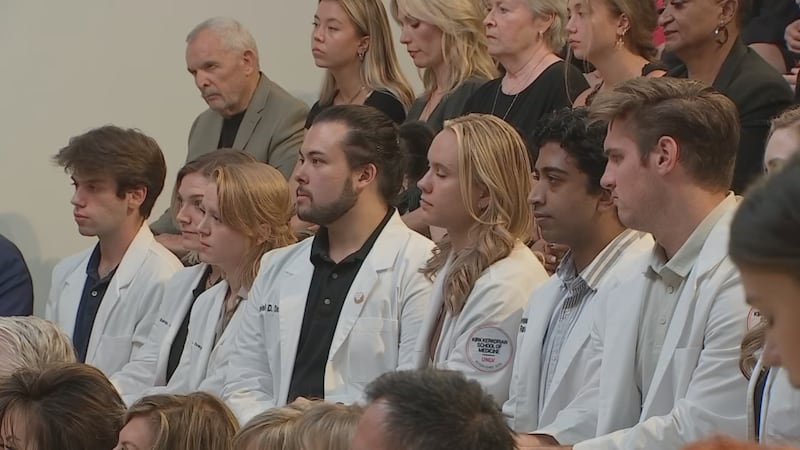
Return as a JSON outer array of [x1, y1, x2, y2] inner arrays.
[[713, 22, 729, 45]]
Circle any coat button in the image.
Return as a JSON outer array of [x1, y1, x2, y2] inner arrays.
[[91, 291, 98, 297], [323, 298, 331, 305]]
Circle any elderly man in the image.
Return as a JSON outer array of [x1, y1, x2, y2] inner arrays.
[[152, 17, 308, 238]]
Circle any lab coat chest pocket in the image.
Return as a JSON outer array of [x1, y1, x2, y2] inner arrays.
[[347, 315, 399, 383]]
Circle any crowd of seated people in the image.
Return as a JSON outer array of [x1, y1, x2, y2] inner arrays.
[[4, 2, 800, 448]]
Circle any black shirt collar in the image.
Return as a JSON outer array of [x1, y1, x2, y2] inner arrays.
[[310, 208, 395, 267]]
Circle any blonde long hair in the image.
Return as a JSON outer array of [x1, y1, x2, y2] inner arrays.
[[421, 114, 533, 313], [292, 402, 364, 450], [212, 162, 296, 289], [232, 403, 311, 450], [390, 0, 497, 97], [123, 393, 238, 450], [318, 0, 415, 108]]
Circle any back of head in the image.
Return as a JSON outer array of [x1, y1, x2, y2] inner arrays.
[[364, 369, 514, 450], [399, 121, 435, 185], [233, 403, 310, 450], [391, 0, 497, 93], [589, 77, 739, 191], [0, 316, 76, 379], [125, 392, 238, 450], [730, 153, 800, 279], [295, 402, 364, 450], [530, 107, 608, 194], [312, 105, 405, 205], [212, 162, 297, 287], [187, 17, 260, 68], [53, 125, 167, 218], [0, 362, 125, 450]]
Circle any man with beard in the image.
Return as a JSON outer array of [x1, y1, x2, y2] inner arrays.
[[218, 105, 435, 424]]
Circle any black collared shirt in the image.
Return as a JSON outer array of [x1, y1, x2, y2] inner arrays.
[[217, 110, 246, 149], [73, 245, 118, 363], [165, 265, 215, 382], [287, 208, 394, 402]]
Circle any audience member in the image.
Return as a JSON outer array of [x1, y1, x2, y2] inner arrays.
[[0, 235, 33, 316], [0, 316, 75, 378]]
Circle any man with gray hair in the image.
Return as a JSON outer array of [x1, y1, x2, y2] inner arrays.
[[152, 17, 308, 237], [0, 316, 76, 379]]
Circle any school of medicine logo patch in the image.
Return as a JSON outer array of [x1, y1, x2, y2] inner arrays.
[[466, 326, 513, 373]]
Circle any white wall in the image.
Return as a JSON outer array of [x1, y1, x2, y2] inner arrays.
[[0, 1, 421, 316]]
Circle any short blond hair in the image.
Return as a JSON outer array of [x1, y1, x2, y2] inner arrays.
[[0, 316, 75, 378], [124, 392, 238, 450], [527, 0, 568, 51], [232, 403, 310, 450], [293, 402, 364, 450]]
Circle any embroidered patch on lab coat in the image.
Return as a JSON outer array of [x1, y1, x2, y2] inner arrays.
[[466, 326, 513, 372], [747, 308, 762, 331]]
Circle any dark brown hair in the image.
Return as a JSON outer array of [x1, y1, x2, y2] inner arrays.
[[589, 77, 739, 191], [53, 125, 167, 218], [0, 362, 125, 450]]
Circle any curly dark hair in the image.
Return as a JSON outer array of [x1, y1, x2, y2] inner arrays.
[[528, 107, 608, 194]]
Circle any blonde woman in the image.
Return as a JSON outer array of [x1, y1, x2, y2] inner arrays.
[[115, 392, 238, 450], [293, 402, 364, 450], [232, 403, 310, 450], [392, 0, 497, 132], [307, 0, 414, 126], [566, 0, 666, 106], [0, 316, 75, 378], [463, 0, 588, 136], [112, 150, 256, 405], [146, 162, 296, 397], [407, 114, 549, 406]]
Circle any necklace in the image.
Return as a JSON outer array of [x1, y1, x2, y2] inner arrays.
[[491, 50, 551, 120], [338, 85, 367, 104]]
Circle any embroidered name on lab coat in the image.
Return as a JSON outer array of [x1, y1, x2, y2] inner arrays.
[[519, 317, 528, 333], [258, 304, 280, 313], [467, 326, 513, 372]]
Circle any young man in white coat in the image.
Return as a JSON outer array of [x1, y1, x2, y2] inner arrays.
[[504, 107, 653, 433], [47, 126, 182, 378], [518, 77, 750, 449], [219, 105, 434, 424]]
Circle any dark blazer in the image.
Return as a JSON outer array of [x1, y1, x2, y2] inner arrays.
[[0, 234, 33, 316], [152, 74, 308, 234], [669, 39, 794, 192]]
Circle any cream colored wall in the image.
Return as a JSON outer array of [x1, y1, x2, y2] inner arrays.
[[0, 1, 421, 316]]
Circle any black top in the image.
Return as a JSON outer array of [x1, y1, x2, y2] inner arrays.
[[585, 62, 666, 105], [73, 245, 118, 363], [217, 110, 246, 148], [669, 39, 794, 192], [305, 90, 406, 128], [742, 0, 800, 71], [406, 77, 489, 133], [286, 208, 395, 402], [463, 61, 588, 138], [0, 233, 33, 316], [165, 265, 215, 383]]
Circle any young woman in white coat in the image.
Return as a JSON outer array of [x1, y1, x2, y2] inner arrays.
[[111, 150, 258, 404], [154, 161, 297, 397], [408, 113, 549, 406]]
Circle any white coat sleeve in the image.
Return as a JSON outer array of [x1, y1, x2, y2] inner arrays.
[[575, 272, 749, 450], [126, 273, 171, 367], [436, 281, 527, 406], [219, 275, 276, 425], [534, 289, 606, 444]]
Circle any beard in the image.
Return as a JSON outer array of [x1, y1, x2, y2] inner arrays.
[[297, 179, 358, 226]]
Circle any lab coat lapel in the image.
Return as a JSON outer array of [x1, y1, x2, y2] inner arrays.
[[518, 281, 561, 416], [192, 281, 228, 387], [59, 259, 90, 338], [278, 247, 314, 404], [543, 294, 593, 410]]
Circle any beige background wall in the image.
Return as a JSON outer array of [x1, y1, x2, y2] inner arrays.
[[0, 1, 421, 315]]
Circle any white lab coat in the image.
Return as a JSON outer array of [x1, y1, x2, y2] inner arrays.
[[538, 197, 749, 449], [46, 225, 182, 377], [405, 242, 548, 406], [145, 279, 245, 397], [503, 232, 654, 432], [220, 212, 434, 424], [747, 358, 800, 445], [111, 263, 208, 404]]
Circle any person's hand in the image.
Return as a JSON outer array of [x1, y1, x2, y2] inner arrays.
[[785, 19, 800, 53], [783, 67, 799, 91], [529, 240, 569, 275], [515, 433, 570, 449], [154, 233, 188, 258]]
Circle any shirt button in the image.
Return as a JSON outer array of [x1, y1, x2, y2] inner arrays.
[[91, 291, 98, 297], [323, 298, 331, 305], [331, 273, 339, 280], [666, 286, 675, 294]]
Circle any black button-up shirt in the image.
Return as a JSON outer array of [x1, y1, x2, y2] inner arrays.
[[73, 245, 117, 363], [287, 208, 394, 402]]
